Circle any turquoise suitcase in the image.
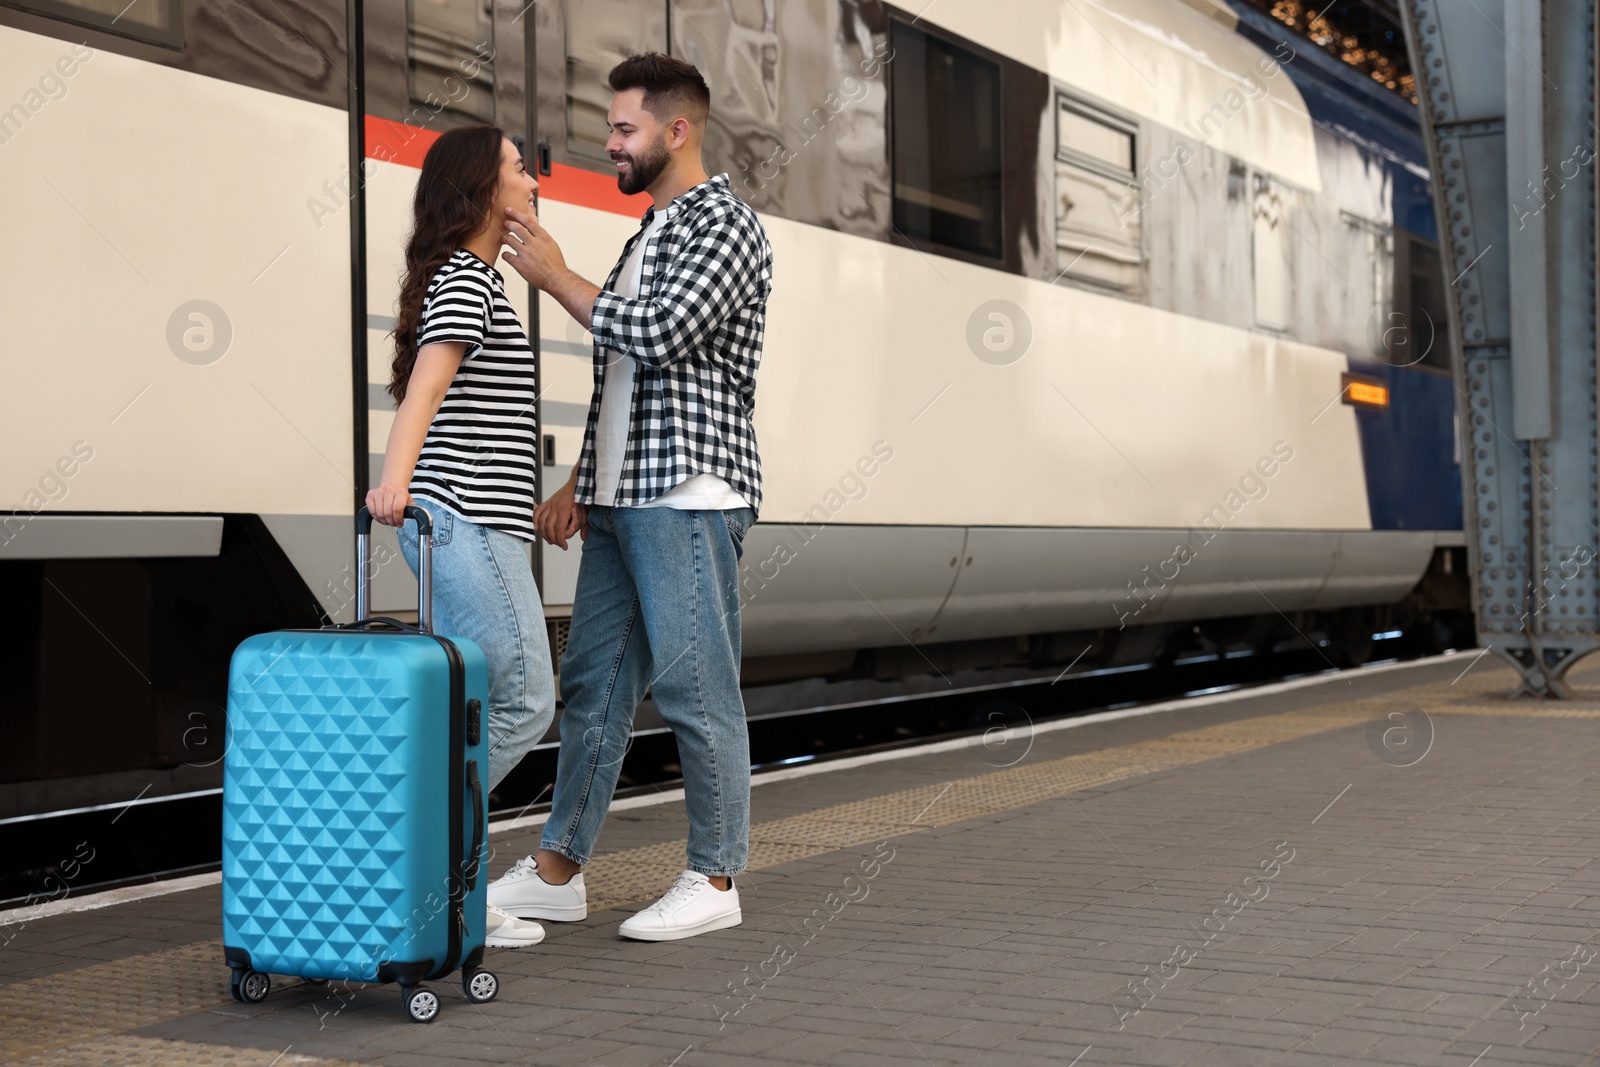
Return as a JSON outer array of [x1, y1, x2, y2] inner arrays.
[[222, 506, 495, 1023]]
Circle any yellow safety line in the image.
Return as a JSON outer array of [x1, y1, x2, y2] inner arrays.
[[4, 1034, 372, 1067]]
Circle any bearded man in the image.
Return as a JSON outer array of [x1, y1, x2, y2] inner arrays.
[[490, 52, 772, 940]]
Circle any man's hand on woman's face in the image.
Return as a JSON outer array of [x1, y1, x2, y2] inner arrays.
[[501, 207, 569, 290]]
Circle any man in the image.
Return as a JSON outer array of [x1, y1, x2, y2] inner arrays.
[[490, 53, 771, 941]]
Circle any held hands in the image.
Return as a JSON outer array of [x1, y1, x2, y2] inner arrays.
[[534, 477, 587, 550], [365, 485, 414, 528], [501, 207, 570, 291]]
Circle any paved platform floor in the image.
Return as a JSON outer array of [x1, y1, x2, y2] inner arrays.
[[3, 652, 1599, 1066]]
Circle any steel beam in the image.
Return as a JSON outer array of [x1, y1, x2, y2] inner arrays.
[[1505, 0, 1551, 440], [1400, 0, 1600, 696]]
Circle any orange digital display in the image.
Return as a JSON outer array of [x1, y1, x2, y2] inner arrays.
[[1342, 375, 1390, 409]]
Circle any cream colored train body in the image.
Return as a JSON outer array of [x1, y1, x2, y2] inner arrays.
[[0, 0, 1457, 781]]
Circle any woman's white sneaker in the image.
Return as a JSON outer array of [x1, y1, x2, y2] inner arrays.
[[618, 871, 742, 942], [487, 855, 588, 921], [485, 903, 545, 947]]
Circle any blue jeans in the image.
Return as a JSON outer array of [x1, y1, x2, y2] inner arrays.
[[397, 498, 556, 791], [542, 505, 754, 877]]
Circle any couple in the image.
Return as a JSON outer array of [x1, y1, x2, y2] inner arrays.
[[364, 54, 771, 948]]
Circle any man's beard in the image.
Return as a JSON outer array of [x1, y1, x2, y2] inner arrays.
[[616, 135, 670, 195]]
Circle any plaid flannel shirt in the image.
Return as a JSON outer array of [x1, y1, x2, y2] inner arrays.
[[577, 174, 772, 517]]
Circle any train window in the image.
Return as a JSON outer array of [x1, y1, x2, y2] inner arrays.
[[1343, 212, 1391, 351], [5, 0, 181, 47], [564, 0, 668, 158], [889, 21, 1003, 260], [1408, 237, 1450, 371], [1053, 94, 1141, 293], [409, 0, 495, 125], [1252, 176, 1291, 331], [1058, 102, 1133, 173]]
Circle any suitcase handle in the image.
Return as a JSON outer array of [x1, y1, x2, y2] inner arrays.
[[354, 505, 433, 633], [333, 616, 422, 634], [465, 760, 485, 892]]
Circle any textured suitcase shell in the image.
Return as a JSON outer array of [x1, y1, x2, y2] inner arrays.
[[221, 627, 490, 984]]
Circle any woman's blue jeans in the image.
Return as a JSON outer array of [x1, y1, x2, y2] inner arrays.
[[541, 504, 754, 877], [397, 498, 556, 791]]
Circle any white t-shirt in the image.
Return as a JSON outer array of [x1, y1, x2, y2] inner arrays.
[[593, 214, 749, 511]]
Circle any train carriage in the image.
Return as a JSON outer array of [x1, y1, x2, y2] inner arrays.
[[0, 0, 1466, 820]]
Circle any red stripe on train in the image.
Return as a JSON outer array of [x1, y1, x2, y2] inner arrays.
[[363, 115, 648, 218]]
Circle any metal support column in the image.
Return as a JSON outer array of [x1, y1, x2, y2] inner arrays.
[[1400, 0, 1600, 696]]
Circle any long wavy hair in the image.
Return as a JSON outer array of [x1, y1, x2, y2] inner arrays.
[[391, 124, 506, 403]]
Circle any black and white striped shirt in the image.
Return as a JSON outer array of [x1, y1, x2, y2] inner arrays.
[[578, 175, 772, 517], [410, 250, 539, 540]]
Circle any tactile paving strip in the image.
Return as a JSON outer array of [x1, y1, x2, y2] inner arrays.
[[0, 659, 1562, 1058], [0, 940, 229, 1058], [580, 840, 698, 914], [1427, 681, 1600, 716], [1436, 703, 1600, 716], [5, 1035, 370, 1066]]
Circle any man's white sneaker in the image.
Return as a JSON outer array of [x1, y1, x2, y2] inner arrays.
[[618, 870, 741, 942], [487, 855, 588, 921], [485, 903, 545, 947]]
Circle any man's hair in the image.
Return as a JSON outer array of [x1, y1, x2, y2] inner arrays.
[[609, 52, 710, 129]]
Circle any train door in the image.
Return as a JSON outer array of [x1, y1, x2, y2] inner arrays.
[[526, 1, 665, 632], [355, 0, 543, 620]]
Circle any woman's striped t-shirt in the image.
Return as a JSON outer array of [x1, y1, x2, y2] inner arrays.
[[410, 250, 538, 541]]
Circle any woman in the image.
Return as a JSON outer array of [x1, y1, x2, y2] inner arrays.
[[365, 124, 554, 949]]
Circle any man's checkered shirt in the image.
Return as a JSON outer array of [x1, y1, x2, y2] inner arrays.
[[578, 174, 772, 517]]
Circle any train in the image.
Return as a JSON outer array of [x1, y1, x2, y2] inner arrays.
[[0, 0, 1468, 819]]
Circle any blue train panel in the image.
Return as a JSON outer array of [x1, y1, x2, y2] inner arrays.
[[1347, 362, 1464, 531]]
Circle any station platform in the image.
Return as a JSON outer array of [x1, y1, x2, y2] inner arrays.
[[3, 652, 1598, 1067]]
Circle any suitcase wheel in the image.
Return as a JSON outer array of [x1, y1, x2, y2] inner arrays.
[[463, 969, 499, 1004], [230, 969, 270, 1004], [404, 985, 440, 1024]]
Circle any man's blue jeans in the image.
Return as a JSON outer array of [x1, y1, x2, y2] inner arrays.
[[397, 498, 557, 791], [542, 504, 754, 877]]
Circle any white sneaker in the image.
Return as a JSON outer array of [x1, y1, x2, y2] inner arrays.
[[487, 855, 588, 921], [618, 871, 742, 942], [485, 903, 544, 947]]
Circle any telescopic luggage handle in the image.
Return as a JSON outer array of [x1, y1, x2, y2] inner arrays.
[[355, 505, 433, 633]]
